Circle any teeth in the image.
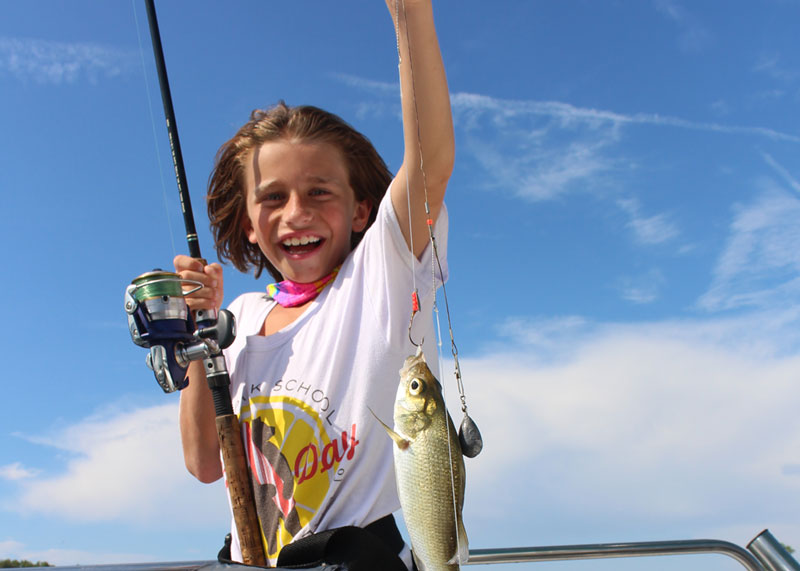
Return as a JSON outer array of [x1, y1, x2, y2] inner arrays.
[[283, 236, 320, 247]]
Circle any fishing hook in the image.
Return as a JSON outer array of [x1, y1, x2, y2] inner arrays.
[[408, 289, 423, 347]]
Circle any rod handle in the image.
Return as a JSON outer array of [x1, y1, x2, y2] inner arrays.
[[216, 413, 266, 567]]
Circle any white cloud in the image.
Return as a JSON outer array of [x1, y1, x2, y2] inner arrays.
[[653, 0, 712, 53], [448, 92, 800, 143], [763, 152, 800, 195], [699, 183, 800, 311], [444, 91, 800, 204], [617, 268, 666, 304], [0, 37, 136, 85], [8, 317, 800, 565], [0, 539, 25, 554], [496, 316, 594, 363], [450, 95, 621, 202], [516, 141, 613, 201], [618, 198, 680, 245], [450, 93, 630, 128], [338, 75, 800, 161], [6, 403, 228, 526], [466, 135, 616, 202], [0, 540, 154, 567], [753, 53, 799, 83], [337, 77, 800, 210], [331, 72, 398, 95], [449, 310, 800, 551], [0, 462, 40, 481], [711, 99, 731, 117]]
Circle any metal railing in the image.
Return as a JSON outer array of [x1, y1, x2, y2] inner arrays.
[[464, 529, 799, 570], [53, 529, 799, 571], [467, 537, 762, 569]]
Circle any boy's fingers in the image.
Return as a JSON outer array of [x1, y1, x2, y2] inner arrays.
[[173, 258, 223, 310], [173, 254, 204, 273]]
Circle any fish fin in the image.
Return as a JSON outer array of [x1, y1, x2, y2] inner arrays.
[[448, 520, 470, 565], [368, 407, 411, 450]]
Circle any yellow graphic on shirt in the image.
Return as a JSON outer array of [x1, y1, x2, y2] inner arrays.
[[240, 394, 360, 563]]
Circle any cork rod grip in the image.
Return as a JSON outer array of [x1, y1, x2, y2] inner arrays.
[[216, 413, 266, 567]]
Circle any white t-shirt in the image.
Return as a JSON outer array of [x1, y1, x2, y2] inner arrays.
[[224, 191, 448, 565]]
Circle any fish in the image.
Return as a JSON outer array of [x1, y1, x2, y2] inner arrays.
[[375, 348, 468, 571]]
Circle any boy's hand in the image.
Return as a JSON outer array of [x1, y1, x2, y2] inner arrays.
[[385, 0, 430, 20], [385, 0, 429, 9], [173, 255, 224, 312]]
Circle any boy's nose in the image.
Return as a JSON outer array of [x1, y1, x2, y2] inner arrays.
[[283, 192, 312, 225]]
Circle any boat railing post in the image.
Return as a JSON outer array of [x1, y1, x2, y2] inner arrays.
[[747, 529, 800, 571]]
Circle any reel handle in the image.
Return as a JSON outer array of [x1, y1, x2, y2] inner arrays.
[[198, 309, 236, 350]]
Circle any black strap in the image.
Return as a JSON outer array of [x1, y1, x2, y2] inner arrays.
[[363, 513, 406, 555], [217, 515, 408, 570], [277, 515, 407, 571]]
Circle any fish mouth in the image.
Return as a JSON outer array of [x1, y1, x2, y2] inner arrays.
[[280, 235, 324, 256]]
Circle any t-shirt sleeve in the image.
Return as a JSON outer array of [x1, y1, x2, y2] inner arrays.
[[356, 191, 449, 348]]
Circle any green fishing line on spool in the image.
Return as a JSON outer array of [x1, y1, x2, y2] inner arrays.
[[131, 271, 184, 301]]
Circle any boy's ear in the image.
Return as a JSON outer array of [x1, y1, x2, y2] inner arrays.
[[351, 200, 371, 233], [242, 214, 257, 244]]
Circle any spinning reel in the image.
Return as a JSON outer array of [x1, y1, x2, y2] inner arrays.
[[124, 270, 235, 393]]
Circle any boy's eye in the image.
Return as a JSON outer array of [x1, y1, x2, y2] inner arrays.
[[310, 187, 329, 197], [260, 191, 284, 203]]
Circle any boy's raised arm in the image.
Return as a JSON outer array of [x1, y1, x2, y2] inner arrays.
[[387, 0, 455, 258]]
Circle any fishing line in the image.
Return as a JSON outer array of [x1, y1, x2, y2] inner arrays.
[[394, 0, 421, 346], [393, 0, 469, 415], [394, 0, 470, 563], [132, 0, 177, 258]]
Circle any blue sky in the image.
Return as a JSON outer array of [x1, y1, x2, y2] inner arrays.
[[2, 1, 800, 569]]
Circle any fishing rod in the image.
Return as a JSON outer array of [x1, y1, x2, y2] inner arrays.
[[124, 0, 265, 565]]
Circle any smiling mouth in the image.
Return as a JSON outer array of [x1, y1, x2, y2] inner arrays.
[[281, 235, 323, 255]]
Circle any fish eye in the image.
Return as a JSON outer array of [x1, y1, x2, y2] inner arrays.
[[409, 378, 425, 395]]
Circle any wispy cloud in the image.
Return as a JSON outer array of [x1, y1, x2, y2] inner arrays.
[[617, 268, 667, 304], [336, 75, 800, 143], [763, 152, 800, 195], [710, 98, 731, 117], [699, 177, 800, 312], [0, 462, 40, 481], [331, 72, 398, 95], [448, 93, 623, 201], [617, 197, 680, 245], [0, 37, 137, 84], [497, 315, 594, 363], [337, 78, 800, 205], [753, 52, 800, 83], [449, 92, 800, 143], [654, 0, 712, 53], [463, 132, 616, 202], [445, 92, 800, 208]]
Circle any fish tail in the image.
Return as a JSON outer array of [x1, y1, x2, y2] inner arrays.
[[448, 519, 469, 565]]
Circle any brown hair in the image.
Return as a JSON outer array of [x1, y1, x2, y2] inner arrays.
[[207, 102, 392, 280]]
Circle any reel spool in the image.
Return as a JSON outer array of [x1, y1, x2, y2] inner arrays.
[[124, 270, 235, 393]]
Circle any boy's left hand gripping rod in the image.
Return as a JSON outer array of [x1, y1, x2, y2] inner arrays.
[[123, 1, 266, 566]]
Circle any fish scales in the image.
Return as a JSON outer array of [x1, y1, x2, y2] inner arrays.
[[392, 350, 468, 571]]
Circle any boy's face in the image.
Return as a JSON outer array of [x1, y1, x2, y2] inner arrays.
[[242, 139, 371, 284]]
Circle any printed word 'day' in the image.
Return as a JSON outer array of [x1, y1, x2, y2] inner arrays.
[[294, 423, 359, 484]]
